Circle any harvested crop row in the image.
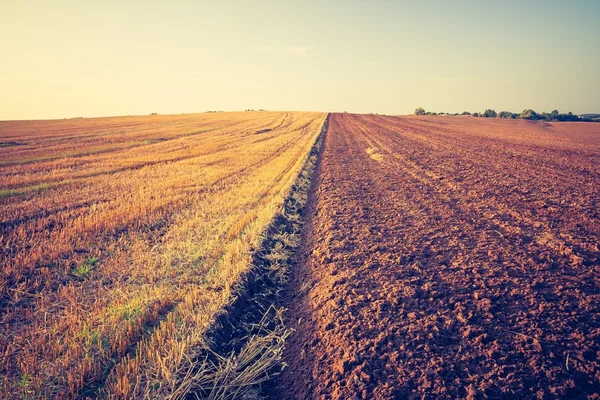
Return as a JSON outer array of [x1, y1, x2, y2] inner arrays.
[[277, 113, 600, 399], [0, 111, 326, 398]]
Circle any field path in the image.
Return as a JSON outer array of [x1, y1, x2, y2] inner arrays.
[[275, 114, 600, 399]]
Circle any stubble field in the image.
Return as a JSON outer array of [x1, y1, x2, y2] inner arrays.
[[277, 114, 600, 399], [0, 111, 326, 399]]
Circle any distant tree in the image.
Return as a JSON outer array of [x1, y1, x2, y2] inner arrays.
[[519, 109, 540, 120], [414, 107, 426, 115], [498, 111, 517, 119], [472, 112, 480, 117], [548, 109, 560, 121], [461, 111, 471, 115], [482, 109, 497, 118], [555, 111, 579, 121]]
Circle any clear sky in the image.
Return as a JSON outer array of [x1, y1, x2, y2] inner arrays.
[[1, 0, 599, 120]]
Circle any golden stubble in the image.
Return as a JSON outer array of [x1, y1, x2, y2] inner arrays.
[[0, 111, 326, 399]]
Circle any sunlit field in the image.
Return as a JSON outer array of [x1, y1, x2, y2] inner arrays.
[[0, 111, 326, 398]]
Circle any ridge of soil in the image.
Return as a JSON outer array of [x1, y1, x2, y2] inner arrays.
[[274, 114, 600, 399]]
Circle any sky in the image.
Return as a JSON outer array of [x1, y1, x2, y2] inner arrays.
[[1, 0, 599, 120]]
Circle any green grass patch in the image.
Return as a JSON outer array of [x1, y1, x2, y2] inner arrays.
[[71, 257, 98, 280], [0, 183, 50, 198], [71, 264, 92, 280]]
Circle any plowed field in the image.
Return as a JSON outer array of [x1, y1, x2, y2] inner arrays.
[[278, 114, 600, 399]]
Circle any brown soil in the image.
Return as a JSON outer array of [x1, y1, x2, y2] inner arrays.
[[274, 114, 600, 399]]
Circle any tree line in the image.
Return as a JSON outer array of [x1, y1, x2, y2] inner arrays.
[[413, 107, 600, 122]]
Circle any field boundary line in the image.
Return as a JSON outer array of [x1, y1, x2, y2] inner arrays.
[[172, 113, 330, 399]]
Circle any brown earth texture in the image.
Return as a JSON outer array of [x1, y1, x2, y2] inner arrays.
[[275, 114, 600, 399]]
